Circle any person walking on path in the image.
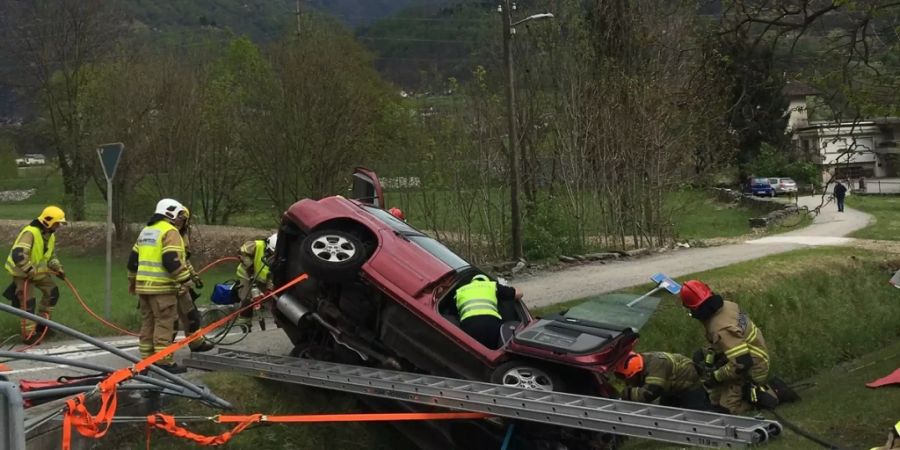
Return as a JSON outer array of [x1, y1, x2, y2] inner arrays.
[[834, 180, 848, 212]]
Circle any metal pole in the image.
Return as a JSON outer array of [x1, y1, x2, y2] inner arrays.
[[105, 177, 112, 319], [626, 285, 664, 308], [0, 381, 26, 450], [503, 0, 523, 260], [0, 303, 230, 409]]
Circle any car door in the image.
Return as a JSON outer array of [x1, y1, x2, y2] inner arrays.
[[351, 167, 385, 208]]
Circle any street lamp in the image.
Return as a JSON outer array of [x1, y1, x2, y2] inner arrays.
[[499, 1, 554, 260]]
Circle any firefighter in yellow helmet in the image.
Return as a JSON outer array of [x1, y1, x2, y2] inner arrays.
[[4, 206, 67, 342], [126, 199, 193, 373], [614, 351, 710, 410], [172, 207, 214, 352]]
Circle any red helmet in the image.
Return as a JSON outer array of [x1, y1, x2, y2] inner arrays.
[[615, 352, 644, 379], [388, 207, 405, 221], [680, 280, 713, 309]]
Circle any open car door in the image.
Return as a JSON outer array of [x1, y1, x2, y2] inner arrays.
[[351, 167, 385, 208]]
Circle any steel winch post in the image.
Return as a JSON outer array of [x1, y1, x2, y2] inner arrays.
[[0, 381, 26, 450], [0, 302, 230, 409], [0, 351, 190, 395]]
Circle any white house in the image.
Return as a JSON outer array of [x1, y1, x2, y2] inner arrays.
[[785, 84, 900, 184]]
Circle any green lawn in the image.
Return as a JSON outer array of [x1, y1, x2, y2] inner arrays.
[[847, 195, 900, 240], [0, 253, 237, 340], [537, 247, 900, 447], [667, 189, 757, 240]]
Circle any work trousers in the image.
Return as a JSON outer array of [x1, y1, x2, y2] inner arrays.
[[138, 293, 177, 363], [14, 276, 59, 334]]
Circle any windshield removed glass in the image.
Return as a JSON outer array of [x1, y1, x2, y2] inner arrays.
[[562, 293, 662, 332]]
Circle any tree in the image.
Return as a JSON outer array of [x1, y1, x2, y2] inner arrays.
[[0, 0, 121, 220]]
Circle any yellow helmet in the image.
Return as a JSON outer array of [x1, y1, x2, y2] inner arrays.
[[38, 206, 67, 228]]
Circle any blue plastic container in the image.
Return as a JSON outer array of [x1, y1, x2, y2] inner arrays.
[[211, 282, 238, 305]]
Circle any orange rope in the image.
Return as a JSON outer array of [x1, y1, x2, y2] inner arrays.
[[62, 276, 139, 337], [145, 412, 490, 447], [197, 257, 239, 275], [61, 272, 310, 450], [16, 278, 50, 349]]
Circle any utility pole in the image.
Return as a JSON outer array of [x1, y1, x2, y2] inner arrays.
[[296, 0, 303, 36], [501, 0, 523, 261]]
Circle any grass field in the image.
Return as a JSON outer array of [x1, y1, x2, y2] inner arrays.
[[847, 195, 900, 240], [0, 253, 237, 341], [0, 167, 765, 243]]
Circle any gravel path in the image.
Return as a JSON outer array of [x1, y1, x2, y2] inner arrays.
[[516, 196, 872, 308]]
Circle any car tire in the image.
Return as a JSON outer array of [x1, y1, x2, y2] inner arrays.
[[298, 228, 368, 282], [490, 360, 566, 392]]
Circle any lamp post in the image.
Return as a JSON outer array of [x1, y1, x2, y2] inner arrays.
[[500, 1, 553, 260]]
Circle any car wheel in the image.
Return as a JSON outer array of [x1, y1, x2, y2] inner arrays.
[[299, 228, 368, 282], [490, 361, 566, 392]]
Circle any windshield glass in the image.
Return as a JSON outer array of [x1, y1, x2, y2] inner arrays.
[[563, 293, 662, 331], [362, 206, 418, 234]]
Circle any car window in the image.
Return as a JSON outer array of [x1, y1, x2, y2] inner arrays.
[[753, 178, 769, 184], [363, 206, 418, 234], [563, 293, 661, 331], [407, 236, 469, 270], [768, 178, 778, 184]]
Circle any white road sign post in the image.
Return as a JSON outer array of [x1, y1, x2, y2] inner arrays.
[[97, 143, 124, 320]]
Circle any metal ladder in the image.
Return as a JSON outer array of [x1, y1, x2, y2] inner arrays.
[[184, 349, 781, 448]]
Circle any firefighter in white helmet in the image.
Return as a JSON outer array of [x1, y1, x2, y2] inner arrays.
[[126, 199, 193, 373], [234, 233, 277, 330]]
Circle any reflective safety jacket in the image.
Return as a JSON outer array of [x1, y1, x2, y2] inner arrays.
[[236, 240, 270, 284], [704, 300, 770, 384], [622, 352, 700, 402], [131, 221, 190, 295], [455, 275, 501, 321], [5, 222, 58, 280]]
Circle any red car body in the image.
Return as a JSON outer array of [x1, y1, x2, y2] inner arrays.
[[274, 169, 637, 395]]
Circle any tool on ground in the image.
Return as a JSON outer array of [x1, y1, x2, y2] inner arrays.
[[185, 349, 782, 448], [626, 273, 682, 308]]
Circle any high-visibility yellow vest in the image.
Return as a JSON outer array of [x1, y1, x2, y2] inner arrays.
[[135, 221, 185, 293], [5, 225, 55, 279], [236, 240, 270, 282], [455, 275, 501, 321]]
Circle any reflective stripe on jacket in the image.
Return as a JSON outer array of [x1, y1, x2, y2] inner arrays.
[[455, 275, 501, 321], [706, 300, 770, 383], [5, 225, 55, 280], [135, 221, 188, 294]]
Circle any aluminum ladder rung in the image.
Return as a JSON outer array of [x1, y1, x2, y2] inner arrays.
[[184, 349, 781, 449]]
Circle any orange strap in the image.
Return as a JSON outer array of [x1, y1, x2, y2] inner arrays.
[[61, 272, 310, 450], [146, 412, 490, 447]]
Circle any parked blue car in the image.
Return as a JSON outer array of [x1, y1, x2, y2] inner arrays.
[[750, 178, 776, 197]]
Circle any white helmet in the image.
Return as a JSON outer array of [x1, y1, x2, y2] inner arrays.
[[155, 198, 187, 221], [266, 233, 278, 253]]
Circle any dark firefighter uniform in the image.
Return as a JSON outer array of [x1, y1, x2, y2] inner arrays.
[[5, 206, 66, 340], [618, 352, 705, 408], [680, 280, 776, 414]]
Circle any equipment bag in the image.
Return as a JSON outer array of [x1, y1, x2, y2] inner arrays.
[[211, 281, 239, 305]]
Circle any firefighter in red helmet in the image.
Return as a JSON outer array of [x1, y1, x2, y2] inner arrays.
[[679, 280, 780, 413], [388, 207, 406, 222], [614, 351, 709, 410]]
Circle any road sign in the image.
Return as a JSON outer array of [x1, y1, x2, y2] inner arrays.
[[97, 143, 123, 181], [96, 143, 124, 319]]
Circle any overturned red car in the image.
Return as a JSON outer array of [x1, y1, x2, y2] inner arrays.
[[270, 169, 654, 448]]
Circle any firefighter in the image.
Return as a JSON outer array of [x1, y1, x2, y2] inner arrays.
[[871, 421, 900, 450], [454, 274, 522, 349], [173, 207, 214, 352], [127, 199, 193, 373], [679, 280, 778, 414], [5, 206, 67, 342], [615, 351, 711, 410], [234, 233, 277, 329], [388, 207, 406, 222]]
